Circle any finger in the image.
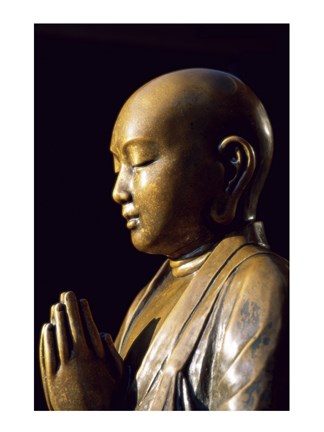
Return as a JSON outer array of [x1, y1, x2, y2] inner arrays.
[[43, 323, 57, 376], [50, 305, 56, 324], [62, 291, 87, 352], [59, 291, 68, 303], [101, 333, 124, 379], [54, 303, 70, 363], [79, 299, 104, 358], [39, 326, 54, 410], [39, 326, 45, 371]]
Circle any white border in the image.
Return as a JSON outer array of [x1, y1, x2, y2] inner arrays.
[[1, 1, 323, 431]]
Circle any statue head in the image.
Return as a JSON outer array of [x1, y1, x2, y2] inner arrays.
[[110, 68, 273, 259]]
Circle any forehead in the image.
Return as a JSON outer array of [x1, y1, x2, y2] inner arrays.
[[110, 96, 178, 157]]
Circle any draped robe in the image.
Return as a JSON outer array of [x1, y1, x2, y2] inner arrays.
[[114, 223, 289, 410]]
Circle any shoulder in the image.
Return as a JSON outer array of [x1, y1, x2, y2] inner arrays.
[[238, 250, 288, 284], [223, 249, 288, 310]]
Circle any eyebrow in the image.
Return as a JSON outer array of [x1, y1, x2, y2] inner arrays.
[[112, 138, 158, 156], [123, 138, 158, 154], [110, 138, 159, 162], [110, 138, 155, 152]]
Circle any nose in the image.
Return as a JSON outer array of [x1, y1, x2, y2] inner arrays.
[[112, 166, 132, 205]]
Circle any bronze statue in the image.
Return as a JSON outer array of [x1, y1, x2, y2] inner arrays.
[[39, 68, 289, 410]]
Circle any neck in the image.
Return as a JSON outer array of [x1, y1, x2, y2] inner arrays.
[[168, 221, 268, 278], [166, 230, 222, 260], [165, 220, 268, 261], [169, 245, 213, 278], [170, 241, 215, 261]]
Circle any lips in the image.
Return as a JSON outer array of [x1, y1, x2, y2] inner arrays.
[[122, 205, 140, 230], [126, 217, 140, 229]]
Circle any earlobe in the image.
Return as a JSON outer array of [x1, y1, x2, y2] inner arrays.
[[211, 136, 256, 225]]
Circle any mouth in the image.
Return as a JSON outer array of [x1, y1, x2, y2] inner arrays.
[[126, 217, 140, 230], [122, 205, 140, 230]]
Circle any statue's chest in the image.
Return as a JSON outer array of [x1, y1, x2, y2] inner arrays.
[[122, 273, 193, 366]]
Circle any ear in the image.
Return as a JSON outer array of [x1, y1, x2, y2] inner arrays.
[[211, 135, 256, 225]]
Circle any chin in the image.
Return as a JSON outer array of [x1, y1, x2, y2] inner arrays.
[[130, 230, 168, 256]]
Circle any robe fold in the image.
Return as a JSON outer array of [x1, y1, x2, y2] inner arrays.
[[115, 223, 289, 410]]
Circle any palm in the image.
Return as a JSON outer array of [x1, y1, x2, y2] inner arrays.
[[39, 292, 123, 410]]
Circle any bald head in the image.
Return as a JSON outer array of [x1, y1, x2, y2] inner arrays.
[[111, 69, 273, 228]]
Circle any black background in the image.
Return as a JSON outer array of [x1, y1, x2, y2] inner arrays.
[[35, 24, 289, 410]]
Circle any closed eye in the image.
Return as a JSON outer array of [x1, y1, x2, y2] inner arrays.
[[133, 159, 158, 168]]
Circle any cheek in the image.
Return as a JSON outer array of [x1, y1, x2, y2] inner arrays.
[[135, 176, 174, 216], [134, 166, 179, 224], [135, 161, 178, 201], [137, 169, 149, 189]]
